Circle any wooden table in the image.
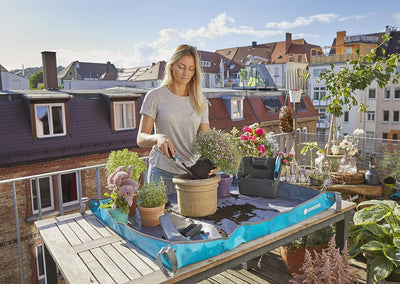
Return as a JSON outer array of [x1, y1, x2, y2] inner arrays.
[[35, 200, 356, 284], [326, 184, 382, 203]]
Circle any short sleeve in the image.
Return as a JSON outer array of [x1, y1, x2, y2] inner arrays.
[[140, 90, 157, 120], [201, 99, 209, 124]]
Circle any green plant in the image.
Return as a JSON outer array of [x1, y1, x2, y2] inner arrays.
[[106, 148, 145, 181], [300, 142, 324, 169], [193, 129, 241, 174], [349, 200, 400, 282], [290, 236, 358, 283], [100, 165, 139, 214], [306, 35, 400, 154], [287, 226, 335, 251], [138, 178, 168, 208]]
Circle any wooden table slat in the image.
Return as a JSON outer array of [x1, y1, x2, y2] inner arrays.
[[76, 216, 104, 239], [85, 214, 115, 237], [66, 217, 93, 243], [91, 246, 130, 283], [112, 241, 158, 274], [79, 250, 115, 283], [56, 220, 83, 246], [103, 243, 143, 280], [73, 234, 122, 253]]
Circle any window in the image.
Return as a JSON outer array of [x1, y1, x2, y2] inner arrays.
[[319, 108, 326, 119], [344, 111, 349, 122], [394, 111, 399, 122], [393, 133, 399, 140], [113, 101, 136, 130], [383, 133, 389, 139], [368, 88, 376, 99], [313, 68, 326, 77], [366, 131, 375, 138], [36, 245, 46, 283], [313, 87, 326, 100], [231, 99, 243, 119], [31, 177, 54, 214], [274, 67, 279, 77], [61, 173, 78, 206], [200, 61, 210, 67], [367, 111, 375, 121], [302, 127, 308, 133], [384, 88, 390, 99], [226, 51, 231, 55], [383, 110, 390, 122], [34, 103, 66, 138], [395, 88, 400, 99], [298, 55, 302, 62]]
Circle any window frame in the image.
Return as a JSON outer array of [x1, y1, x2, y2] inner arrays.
[[394, 111, 399, 123], [34, 102, 67, 138], [31, 176, 54, 214], [61, 172, 79, 207], [384, 88, 391, 100], [344, 111, 349, 123], [112, 101, 137, 131], [36, 244, 46, 283], [395, 88, 400, 99], [231, 99, 244, 120], [368, 88, 376, 99], [383, 110, 390, 122], [367, 111, 375, 122], [313, 86, 326, 101]]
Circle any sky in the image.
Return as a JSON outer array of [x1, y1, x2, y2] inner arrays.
[[1, 0, 400, 71]]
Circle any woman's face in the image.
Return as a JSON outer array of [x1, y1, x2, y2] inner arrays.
[[171, 55, 196, 86]]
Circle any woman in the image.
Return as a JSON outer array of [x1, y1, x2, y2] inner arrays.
[[137, 44, 210, 194]]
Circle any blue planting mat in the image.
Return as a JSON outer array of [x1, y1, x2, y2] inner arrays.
[[89, 182, 338, 274]]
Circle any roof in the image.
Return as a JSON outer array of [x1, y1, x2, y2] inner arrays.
[[0, 64, 8, 72], [58, 61, 118, 80], [118, 66, 151, 81], [377, 30, 400, 57], [0, 87, 147, 168], [134, 61, 166, 81]]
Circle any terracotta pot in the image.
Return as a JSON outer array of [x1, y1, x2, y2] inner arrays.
[[128, 194, 138, 216], [173, 173, 221, 217], [279, 245, 327, 275], [137, 204, 165, 227]]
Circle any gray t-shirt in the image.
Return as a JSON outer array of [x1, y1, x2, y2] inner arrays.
[[140, 86, 209, 174]]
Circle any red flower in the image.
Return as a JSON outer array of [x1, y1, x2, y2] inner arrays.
[[240, 134, 249, 141], [255, 127, 264, 136], [243, 125, 253, 134], [257, 145, 266, 155]]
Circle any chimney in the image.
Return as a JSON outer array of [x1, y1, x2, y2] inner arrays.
[[0, 66, 3, 90], [42, 51, 58, 90], [252, 41, 257, 48], [286, 33, 292, 54], [336, 31, 346, 55], [106, 61, 111, 73]]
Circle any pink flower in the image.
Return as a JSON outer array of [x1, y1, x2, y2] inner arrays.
[[240, 134, 249, 141], [243, 125, 253, 134], [288, 153, 294, 157], [255, 127, 264, 136], [250, 136, 257, 143], [283, 159, 288, 164], [257, 145, 266, 155]]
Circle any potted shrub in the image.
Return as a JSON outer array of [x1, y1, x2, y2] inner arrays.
[[105, 148, 146, 215], [100, 165, 139, 224], [349, 199, 400, 283], [173, 129, 241, 216], [137, 177, 168, 227], [280, 226, 335, 275], [290, 235, 358, 283]]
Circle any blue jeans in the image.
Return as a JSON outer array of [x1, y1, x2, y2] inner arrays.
[[147, 166, 177, 195]]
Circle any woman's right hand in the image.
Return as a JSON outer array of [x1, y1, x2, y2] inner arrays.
[[157, 135, 174, 158]]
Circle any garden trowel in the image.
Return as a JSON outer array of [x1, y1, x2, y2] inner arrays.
[[168, 148, 195, 177]]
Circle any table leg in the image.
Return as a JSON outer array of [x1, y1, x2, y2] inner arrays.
[[335, 210, 351, 250], [44, 244, 58, 283]]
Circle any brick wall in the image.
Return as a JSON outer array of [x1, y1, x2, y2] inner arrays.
[[0, 147, 150, 283]]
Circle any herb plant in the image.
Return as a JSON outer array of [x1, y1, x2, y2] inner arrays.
[[138, 178, 168, 208]]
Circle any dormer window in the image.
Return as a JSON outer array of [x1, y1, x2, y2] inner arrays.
[[35, 103, 66, 137], [231, 99, 243, 119], [113, 101, 137, 130], [23, 93, 72, 139]]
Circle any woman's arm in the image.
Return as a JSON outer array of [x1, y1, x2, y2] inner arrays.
[[198, 123, 210, 133], [137, 114, 173, 157]]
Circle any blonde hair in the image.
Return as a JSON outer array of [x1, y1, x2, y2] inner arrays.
[[162, 44, 205, 115]]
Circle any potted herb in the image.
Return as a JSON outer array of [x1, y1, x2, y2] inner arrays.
[[137, 177, 168, 227], [290, 235, 358, 283], [100, 165, 139, 224], [105, 148, 146, 215], [349, 199, 400, 283]]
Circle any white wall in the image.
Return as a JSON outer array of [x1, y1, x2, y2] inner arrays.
[[0, 72, 29, 90], [63, 80, 138, 90]]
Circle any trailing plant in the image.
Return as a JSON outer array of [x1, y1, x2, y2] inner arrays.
[[138, 178, 168, 208], [349, 199, 400, 283], [193, 129, 241, 174], [100, 165, 139, 214], [105, 148, 145, 181], [290, 235, 358, 283]]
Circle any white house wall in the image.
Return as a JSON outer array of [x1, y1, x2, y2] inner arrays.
[[0, 72, 29, 90], [63, 80, 138, 90]]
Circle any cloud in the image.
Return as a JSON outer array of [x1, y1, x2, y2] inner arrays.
[[265, 14, 339, 29], [394, 12, 400, 25]]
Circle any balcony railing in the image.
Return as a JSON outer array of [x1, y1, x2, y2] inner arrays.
[[1, 132, 399, 282], [310, 53, 357, 64]]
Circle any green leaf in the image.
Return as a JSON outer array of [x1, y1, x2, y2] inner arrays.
[[370, 256, 393, 282]]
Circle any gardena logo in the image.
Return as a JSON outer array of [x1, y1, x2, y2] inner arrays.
[[303, 203, 321, 215]]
